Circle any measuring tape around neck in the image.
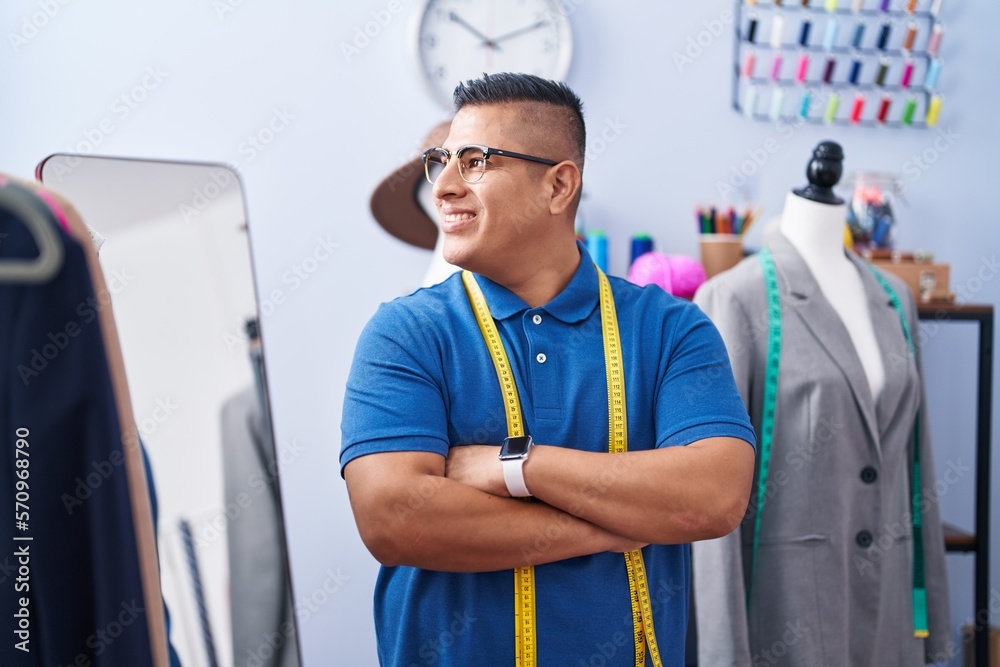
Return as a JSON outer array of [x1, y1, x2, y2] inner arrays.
[[751, 251, 929, 638], [462, 268, 662, 667]]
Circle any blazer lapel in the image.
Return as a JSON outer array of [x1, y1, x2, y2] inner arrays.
[[769, 234, 882, 458], [848, 251, 917, 439]]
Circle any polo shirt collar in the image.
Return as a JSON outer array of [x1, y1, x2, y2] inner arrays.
[[471, 240, 600, 323]]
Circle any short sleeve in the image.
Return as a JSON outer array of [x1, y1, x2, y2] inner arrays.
[[340, 302, 451, 475], [654, 302, 756, 448]]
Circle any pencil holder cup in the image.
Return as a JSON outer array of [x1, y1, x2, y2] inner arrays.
[[699, 234, 744, 278]]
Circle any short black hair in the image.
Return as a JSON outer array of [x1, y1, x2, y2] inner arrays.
[[453, 72, 586, 168]]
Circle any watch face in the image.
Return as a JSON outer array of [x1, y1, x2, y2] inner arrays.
[[414, 0, 574, 108], [500, 435, 533, 458]]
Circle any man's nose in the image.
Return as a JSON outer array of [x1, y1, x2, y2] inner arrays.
[[432, 156, 466, 200]]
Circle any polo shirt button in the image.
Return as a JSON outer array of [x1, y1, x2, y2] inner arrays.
[[536, 353, 547, 364], [856, 530, 873, 548], [860, 467, 878, 484], [532, 314, 542, 325]]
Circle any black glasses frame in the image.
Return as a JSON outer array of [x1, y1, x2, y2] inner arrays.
[[422, 144, 559, 184]]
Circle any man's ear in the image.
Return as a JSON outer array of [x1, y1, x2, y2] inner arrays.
[[547, 161, 582, 216]]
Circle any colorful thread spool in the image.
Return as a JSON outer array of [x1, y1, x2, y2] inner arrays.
[[875, 58, 890, 86], [926, 95, 943, 127], [771, 15, 785, 48], [823, 56, 837, 83], [770, 88, 786, 120], [927, 24, 944, 57], [924, 59, 942, 91], [825, 92, 841, 123], [850, 94, 866, 123], [852, 21, 866, 48], [849, 57, 862, 84], [876, 22, 891, 50], [902, 96, 917, 125], [797, 54, 810, 83], [900, 60, 914, 87], [744, 86, 759, 118], [799, 20, 812, 46], [630, 234, 654, 266], [823, 18, 840, 49], [799, 90, 813, 119], [877, 94, 892, 123]]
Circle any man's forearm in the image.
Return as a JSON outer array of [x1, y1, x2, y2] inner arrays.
[[520, 437, 754, 544], [344, 451, 640, 572]]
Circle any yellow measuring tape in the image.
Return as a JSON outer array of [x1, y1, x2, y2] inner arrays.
[[462, 268, 662, 667]]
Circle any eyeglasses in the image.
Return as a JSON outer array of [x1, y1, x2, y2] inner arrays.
[[422, 145, 558, 185]]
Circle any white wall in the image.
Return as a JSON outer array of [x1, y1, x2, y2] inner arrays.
[[3, 0, 997, 665]]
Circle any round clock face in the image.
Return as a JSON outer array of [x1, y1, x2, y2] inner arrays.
[[414, 0, 574, 108]]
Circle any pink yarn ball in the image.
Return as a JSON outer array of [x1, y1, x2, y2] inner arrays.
[[627, 252, 707, 300]]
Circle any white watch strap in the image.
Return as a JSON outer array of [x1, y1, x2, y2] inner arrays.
[[502, 458, 531, 497]]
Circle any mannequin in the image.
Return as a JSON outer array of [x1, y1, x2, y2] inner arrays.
[[691, 142, 950, 666], [778, 147, 885, 397], [416, 177, 460, 288]]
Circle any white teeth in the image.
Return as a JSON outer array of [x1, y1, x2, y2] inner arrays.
[[444, 213, 475, 222]]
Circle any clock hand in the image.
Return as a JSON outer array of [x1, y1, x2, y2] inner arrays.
[[490, 20, 549, 46], [447, 11, 500, 50]]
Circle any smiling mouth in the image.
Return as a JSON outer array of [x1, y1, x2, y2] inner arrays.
[[441, 212, 477, 232]]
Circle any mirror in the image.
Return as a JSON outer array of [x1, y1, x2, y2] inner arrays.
[[37, 155, 301, 667]]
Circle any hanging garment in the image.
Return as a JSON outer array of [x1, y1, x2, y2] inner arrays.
[[222, 384, 297, 667], [692, 232, 950, 667], [0, 185, 155, 665]]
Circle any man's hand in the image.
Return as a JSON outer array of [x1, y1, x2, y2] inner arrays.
[[445, 445, 508, 497]]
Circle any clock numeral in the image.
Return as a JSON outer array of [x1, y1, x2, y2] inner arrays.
[[422, 34, 437, 48], [543, 39, 555, 53], [433, 65, 447, 80]]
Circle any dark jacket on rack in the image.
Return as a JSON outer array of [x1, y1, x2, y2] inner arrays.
[[0, 200, 154, 665]]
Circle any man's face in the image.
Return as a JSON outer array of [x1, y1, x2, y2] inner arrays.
[[431, 104, 558, 277]]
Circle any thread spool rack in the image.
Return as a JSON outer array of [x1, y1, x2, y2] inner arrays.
[[732, 0, 946, 128]]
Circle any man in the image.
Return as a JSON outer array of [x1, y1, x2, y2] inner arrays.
[[341, 73, 755, 666]]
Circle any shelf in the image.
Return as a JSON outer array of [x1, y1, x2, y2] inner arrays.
[[943, 522, 976, 553]]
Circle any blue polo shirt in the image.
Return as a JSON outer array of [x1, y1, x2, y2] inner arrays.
[[341, 243, 754, 667]]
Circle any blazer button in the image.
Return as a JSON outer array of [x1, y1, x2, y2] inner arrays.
[[856, 530, 874, 548], [860, 467, 878, 484]]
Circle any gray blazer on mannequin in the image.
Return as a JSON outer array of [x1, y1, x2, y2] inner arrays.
[[692, 232, 950, 666]]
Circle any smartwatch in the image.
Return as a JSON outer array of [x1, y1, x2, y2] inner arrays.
[[499, 435, 533, 498]]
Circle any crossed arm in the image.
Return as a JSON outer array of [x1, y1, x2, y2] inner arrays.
[[343, 436, 753, 573]]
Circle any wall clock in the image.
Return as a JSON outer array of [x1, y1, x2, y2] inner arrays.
[[413, 0, 574, 109]]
